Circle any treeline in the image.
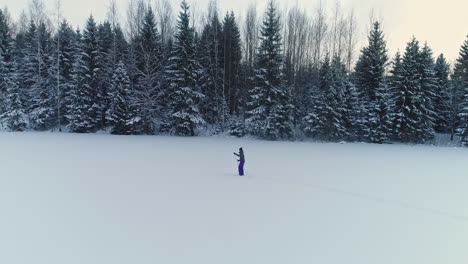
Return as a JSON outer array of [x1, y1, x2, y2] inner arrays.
[[0, 0, 468, 146]]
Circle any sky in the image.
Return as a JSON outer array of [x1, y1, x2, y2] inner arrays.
[[1, 0, 467, 62]]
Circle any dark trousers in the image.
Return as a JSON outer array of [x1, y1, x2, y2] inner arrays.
[[238, 161, 245, 176]]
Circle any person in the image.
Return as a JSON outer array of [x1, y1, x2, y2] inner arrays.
[[233, 147, 245, 176]]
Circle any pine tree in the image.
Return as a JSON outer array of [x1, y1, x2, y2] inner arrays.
[[107, 61, 142, 135], [454, 35, 468, 146], [246, 0, 293, 140], [353, 21, 391, 143], [164, 0, 205, 136]]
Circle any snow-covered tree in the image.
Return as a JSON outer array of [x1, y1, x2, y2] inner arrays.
[[354, 22, 388, 102], [454, 35, 468, 146], [134, 8, 165, 134], [107, 61, 142, 135], [0, 11, 26, 131], [55, 20, 76, 126], [246, 0, 293, 140], [96, 21, 114, 128], [67, 29, 94, 133], [433, 54, 452, 133], [67, 18, 106, 134], [341, 80, 361, 141], [26, 22, 57, 130], [79, 16, 103, 131], [2, 71, 26, 131], [391, 37, 434, 143], [416, 43, 437, 141], [353, 21, 391, 143], [197, 6, 225, 127], [0, 9, 12, 115], [391, 40, 418, 143], [303, 56, 345, 141], [368, 81, 392, 143], [222, 12, 242, 114], [164, 0, 205, 136]]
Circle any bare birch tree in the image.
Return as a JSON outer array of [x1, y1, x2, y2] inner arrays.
[[311, 0, 328, 68], [243, 3, 258, 67], [344, 9, 358, 73], [155, 0, 174, 45], [284, 6, 309, 84], [126, 0, 147, 40]]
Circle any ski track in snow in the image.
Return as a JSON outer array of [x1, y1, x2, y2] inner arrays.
[[257, 176, 468, 222]]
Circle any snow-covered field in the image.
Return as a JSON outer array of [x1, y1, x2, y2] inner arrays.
[[1, 132, 467, 264]]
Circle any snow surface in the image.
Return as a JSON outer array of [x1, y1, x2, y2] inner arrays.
[[0, 132, 467, 264]]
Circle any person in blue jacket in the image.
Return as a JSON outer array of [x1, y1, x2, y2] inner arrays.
[[233, 147, 245, 176]]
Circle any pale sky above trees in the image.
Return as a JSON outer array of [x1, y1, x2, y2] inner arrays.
[[1, 0, 467, 61]]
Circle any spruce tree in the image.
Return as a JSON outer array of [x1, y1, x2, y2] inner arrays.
[[97, 22, 114, 128], [0, 11, 26, 131], [107, 61, 142, 135], [303, 56, 344, 141], [198, 9, 225, 127], [164, 0, 205, 136], [222, 12, 242, 114], [341, 80, 360, 141], [388, 51, 403, 133], [135, 8, 164, 134], [80, 16, 103, 131], [56, 20, 76, 126], [246, 0, 293, 140], [113, 25, 129, 65], [370, 81, 392, 143], [2, 70, 26, 131], [391, 37, 434, 143], [433, 54, 451, 133], [417, 43, 437, 141], [16, 21, 37, 115], [353, 22, 391, 143], [266, 82, 294, 140], [392, 39, 420, 143], [354, 22, 388, 101], [454, 36, 468, 146], [0, 9, 13, 116], [67, 29, 94, 133], [27, 22, 57, 130]]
